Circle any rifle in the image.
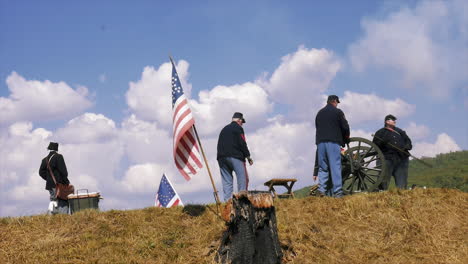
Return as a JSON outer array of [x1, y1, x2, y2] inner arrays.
[[371, 134, 433, 168]]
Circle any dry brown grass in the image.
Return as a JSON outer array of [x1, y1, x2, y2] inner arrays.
[[1, 188, 467, 264]]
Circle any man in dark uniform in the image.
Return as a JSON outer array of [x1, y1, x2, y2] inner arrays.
[[373, 114, 412, 190], [315, 95, 350, 197], [217, 112, 254, 201], [39, 142, 70, 214]]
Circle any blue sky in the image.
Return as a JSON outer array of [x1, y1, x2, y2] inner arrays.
[[1, 0, 466, 217]]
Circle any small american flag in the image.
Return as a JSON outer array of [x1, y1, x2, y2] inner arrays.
[[155, 174, 183, 207], [171, 59, 203, 180]]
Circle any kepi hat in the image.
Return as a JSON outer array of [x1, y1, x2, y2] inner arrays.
[[47, 142, 59, 151], [232, 112, 246, 123], [327, 95, 340, 103], [385, 114, 397, 121]]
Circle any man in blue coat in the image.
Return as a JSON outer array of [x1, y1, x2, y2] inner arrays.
[[217, 112, 254, 201], [373, 114, 412, 190], [315, 95, 350, 197]]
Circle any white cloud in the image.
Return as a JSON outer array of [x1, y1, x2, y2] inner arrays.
[[121, 163, 165, 192], [0, 72, 93, 125], [120, 115, 172, 164], [55, 113, 117, 144], [71, 173, 99, 192], [0, 122, 51, 182], [9, 171, 45, 201], [191, 82, 272, 135], [349, 129, 373, 140], [349, 0, 468, 98], [58, 142, 124, 195], [340, 91, 415, 124], [411, 133, 461, 158], [247, 120, 315, 189], [263, 46, 342, 118], [404, 122, 430, 141], [126, 61, 192, 126]]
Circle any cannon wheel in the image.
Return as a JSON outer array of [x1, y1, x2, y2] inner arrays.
[[341, 137, 387, 194]]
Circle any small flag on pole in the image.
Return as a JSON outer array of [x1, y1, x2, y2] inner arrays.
[[155, 174, 183, 208], [171, 58, 203, 181]]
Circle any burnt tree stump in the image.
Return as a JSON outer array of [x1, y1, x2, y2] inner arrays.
[[216, 191, 283, 264]]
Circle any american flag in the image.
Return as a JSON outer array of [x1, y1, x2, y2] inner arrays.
[[155, 174, 183, 208], [171, 59, 203, 181]]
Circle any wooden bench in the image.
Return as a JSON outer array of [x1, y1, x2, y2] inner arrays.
[[264, 178, 297, 199]]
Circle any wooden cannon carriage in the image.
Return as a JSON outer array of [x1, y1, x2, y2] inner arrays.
[[340, 137, 388, 194], [263, 137, 388, 197]]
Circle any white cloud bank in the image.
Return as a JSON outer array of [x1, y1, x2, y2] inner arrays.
[[262, 46, 342, 119], [349, 0, 468, 98], [340, 91, 415, 124], [0, 72, 93, 125], [191, 82, 272, 135], [412, 133, 461, 158], [404, 122, 430, 141]]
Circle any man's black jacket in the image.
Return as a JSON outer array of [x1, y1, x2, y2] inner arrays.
[[217, 121, 251, 161], [315, 104, 350, 146], [373, 126, 412, 161], [39, 151, 69, 190]]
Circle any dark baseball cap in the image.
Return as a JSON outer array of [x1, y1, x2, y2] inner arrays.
[[385, 114, 397, 121], [232, 112, 246, 123], [327, 95, 340, 103]]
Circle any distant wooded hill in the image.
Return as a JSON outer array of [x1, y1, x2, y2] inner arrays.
[[294, 150, 468, 198]]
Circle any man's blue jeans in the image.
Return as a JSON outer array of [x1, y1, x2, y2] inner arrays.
[[317, 142, 343, 197], [218, 157, 249, 201]]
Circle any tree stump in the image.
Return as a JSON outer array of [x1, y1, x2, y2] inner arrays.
[[216, 191, 283, 264]]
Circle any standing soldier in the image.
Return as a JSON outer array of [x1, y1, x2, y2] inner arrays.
[[315, 95, 350, 197], [373, 114, 412, 190], [39, 142, 70, 214], [217, 112, 254, 201]]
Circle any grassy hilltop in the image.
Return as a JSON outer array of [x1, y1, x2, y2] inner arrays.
[[1, 151, 467, 263], [1, 188, 467, 264]]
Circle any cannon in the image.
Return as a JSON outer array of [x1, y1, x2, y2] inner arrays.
[[341, 137, 387, 194]]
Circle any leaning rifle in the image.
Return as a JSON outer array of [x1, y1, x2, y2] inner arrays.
[[371, 134, 433, 168]]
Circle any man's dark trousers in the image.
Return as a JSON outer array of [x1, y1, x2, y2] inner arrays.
[[379, 157, 409, 190]]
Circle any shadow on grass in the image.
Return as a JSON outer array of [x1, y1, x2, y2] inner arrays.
[[182, 204, 206, 217]]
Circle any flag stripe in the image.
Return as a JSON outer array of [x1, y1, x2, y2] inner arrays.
[[174, 152, 193, 180], [173, 110, 193, 140], [178, 141, 198, 172], [176, 146, 197, 174], [181, 134, 203, 167], [172, 98, 189, 122], [173, 102, 191, 132], [186, 128, 201, 153]]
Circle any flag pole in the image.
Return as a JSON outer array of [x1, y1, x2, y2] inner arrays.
[[169, 55, 221, 209], [193, 125, 222, 207]]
